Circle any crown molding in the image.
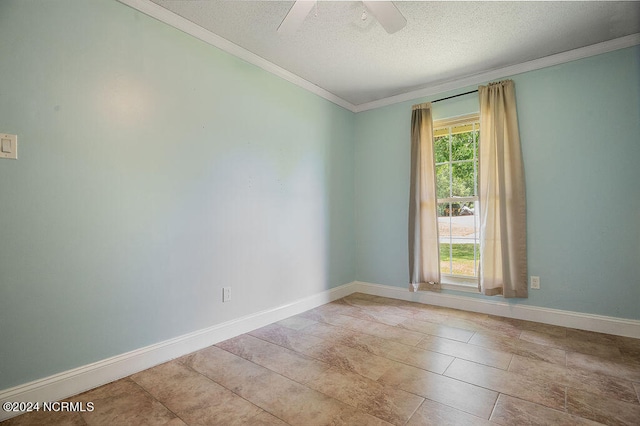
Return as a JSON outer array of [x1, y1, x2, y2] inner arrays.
[[354, 33, 640, 112], [117, 0, 357, 112], [117, 0, 638, 114]]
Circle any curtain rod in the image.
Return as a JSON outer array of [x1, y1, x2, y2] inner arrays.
[[432, 90, 478, 104]]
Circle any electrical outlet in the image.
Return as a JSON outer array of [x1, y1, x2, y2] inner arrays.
[[222, 287, 231, 302], [531, 276, 540, 290]]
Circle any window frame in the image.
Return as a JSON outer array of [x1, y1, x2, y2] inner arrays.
[[433, 113, 481, 291]]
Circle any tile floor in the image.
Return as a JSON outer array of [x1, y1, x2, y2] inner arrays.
[[4, 293, 640, 425]]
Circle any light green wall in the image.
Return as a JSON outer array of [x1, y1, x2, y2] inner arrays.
[[0, 0, 354, 389], [355, 46, 640, 320]]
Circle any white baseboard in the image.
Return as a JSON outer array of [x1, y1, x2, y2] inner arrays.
[[0, 281, 357, 421], [3, 279, 638, 421], [353, 281, 640, 339]]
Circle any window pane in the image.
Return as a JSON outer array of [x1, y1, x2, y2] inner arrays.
[[451, 132, 474, 161], [448, 205, 480, 277], [432, 119, 480, 280], [450, 209, 476, 239], [459, 201, 476, 217], [438, 202, 451, 234], [436, 164, 450, 199], [451, 243, 477, 276], [439, 243, 451, 275], [434, 136, 449, 164], [451, 162, 474, 197], [474, 130, 479, 157]]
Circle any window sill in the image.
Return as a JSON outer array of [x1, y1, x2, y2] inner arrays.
[[441, 276, 480, 293]]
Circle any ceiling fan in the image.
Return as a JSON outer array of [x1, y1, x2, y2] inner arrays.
[[278, 1, 407, 35]]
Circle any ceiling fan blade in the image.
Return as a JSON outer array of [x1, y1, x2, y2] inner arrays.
[[277, 1, 316, 35], [363, 1, 406, 34]]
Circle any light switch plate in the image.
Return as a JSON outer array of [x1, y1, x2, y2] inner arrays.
[[0, 134, 17, 159]]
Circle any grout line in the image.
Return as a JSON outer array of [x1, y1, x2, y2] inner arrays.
[[133, 377, 188, 425], [487, 392, 501, 422], [181, 344, 300, 425], [441, 357, 456, 377], [506, 353, 515, 371], [403, 397, 426, 426]]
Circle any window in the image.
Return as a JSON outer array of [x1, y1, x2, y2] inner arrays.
[[433, 114, 480, 286]]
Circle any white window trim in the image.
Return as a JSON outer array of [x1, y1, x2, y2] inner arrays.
[[433, 113, 480, 130], [435, 113, 481, 293], [441, 276, 480, 293]]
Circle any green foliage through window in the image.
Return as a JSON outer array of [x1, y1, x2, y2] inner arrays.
[[435, 122, 480, 279]]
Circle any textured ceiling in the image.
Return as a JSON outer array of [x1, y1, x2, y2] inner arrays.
[[149, 1, 640, 106]]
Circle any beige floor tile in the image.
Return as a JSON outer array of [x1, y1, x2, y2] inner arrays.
[[566, 328, 620, 346], [445, 317, 522, 339], [378, 363, 498, 419], [1, 410, 87, 426], [327, 408, 393, 426], [440, 307, 489, 322], [306, 366, 424, 426], [406, 398, 492, 426], [325, 315, 426, 346], [276, 315, 317, 330], [297, 307, 359, 328], [70, 378, 182, 426], [525, 322, 569, 337], [616, 336, 640, 364], [504, 318, 568, 337], [520, 330, 623, 358], [478, 315, 525, 337], [469, 331, 567, 365], [567, 351, 640, 382], [398, 318, 475, 342], [179, 345, 273, 394], [622, 348, 640, 366], [417, 334, 512, 369], [305, 338, 399, 380], [332, 303, 409, 326], [246, 411, 289, 425], [444, 358, 566, 410], [131, 360, 262, 425], [410, 304, 487, 322], [181, 345, 389, 425], [303, 322, 454, 373], [372, 299, 425, 317], [407, 308, 450, 324], [567, 387, 640, 425], [338, 296, 412, 316], [386, 345, 454, 374], [70, 378, 142, 403], [312, 301, 354, 315], [491, 394, 602, 426], [509, 354, 639, 403], [249, 323, 323, 353], [302, 321, 374, 347], [216, 333, 331, 384], [343, 292, 379, 301]]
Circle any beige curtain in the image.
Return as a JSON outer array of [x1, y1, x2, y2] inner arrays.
[[478, 80, 527, 297], [408, 103, 441, 292]]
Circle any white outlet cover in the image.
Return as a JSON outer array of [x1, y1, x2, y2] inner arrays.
[[0, 134, 17, 159], [531, 276, 540, 289], [222, 287, 231, 302]]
